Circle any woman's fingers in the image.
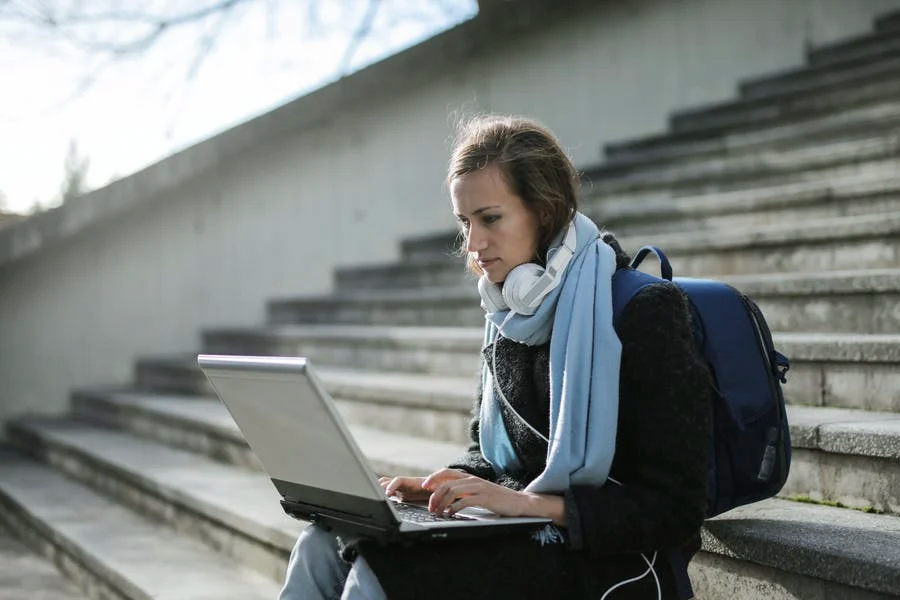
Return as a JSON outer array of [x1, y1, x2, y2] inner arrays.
[[384, 476, 427, 499], [421, 468, 468, 491], [428, 479, 483, 513]]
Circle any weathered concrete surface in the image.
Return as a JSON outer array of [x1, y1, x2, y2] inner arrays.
[[702, 499, 900, 596], [0, 454, 283, 599], [690, 551, 898, 600], [0, 527, 87, 600]]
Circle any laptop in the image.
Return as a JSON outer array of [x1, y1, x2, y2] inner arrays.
[[196, 354, 552, 542]]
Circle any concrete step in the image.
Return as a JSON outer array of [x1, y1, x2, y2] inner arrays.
[[617, 211, 900, 276], [72, 384, 473, 464], [343, 212, 900, 291], [5, 417, 302, 583], [335, 255, 473, 291], [807, 25, 900, 69], [603, 100, 900, 170], [692, 499, 900, 599], [137, 327, 900, 413], [268, 286, 480, 327], [5, 417, 464, 578], [0, 525, 89, 600], [877, 9, 900, 33], [133, 356, 475, 442], [0, 451, 281, 599], [738, 46, 900, 102], [732, 268, 900, 335], [405, 175, 900, 259], [786, 405, 900, 514], [777, 332, 900, 413], [587, 132, 900, 195], [274, 268, 900, 334], [591, 174, 900, 236], [669, 62, 900, 137], [200, 324, 483, 377], [6, 418, 898, 598], [70, 380, 900, 516]]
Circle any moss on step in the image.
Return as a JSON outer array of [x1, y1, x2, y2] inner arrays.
[[788, 494, 885, 514]]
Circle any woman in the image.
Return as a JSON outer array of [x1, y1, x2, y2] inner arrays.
[[279, 115, 712, 600]]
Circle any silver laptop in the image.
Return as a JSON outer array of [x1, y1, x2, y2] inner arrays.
[[196, 354, 551, 542]]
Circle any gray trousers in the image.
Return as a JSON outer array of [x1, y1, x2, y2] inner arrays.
[[279, 525, 388, 600]]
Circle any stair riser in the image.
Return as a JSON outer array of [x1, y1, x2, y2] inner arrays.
[[72, 395, 429, 477], [0, 496, 132, 600], [879, 12, 900, 33], [335, 264, 469, 292], [739, 55, 900, 102], [595, 126, 900, 188], [666, 237, 900, 277], [336, 399, 471, 446], [672, 75, 900, 135], [71, 395, 261, 471], [200, 335, 482, 377], [7, 425, 292, 582], [268, 300, 482, 328], [590, 143, 900, 195], [689, 552, 895, 600], [598, 193, 900, 238], [783, 450, 900, 515], [401, 237, 462, 265], [808, 32, 900, 69], [786, 362, 900, 413], [266, 292, 899, 335], [339, 237, 899, 292], [134, 363, 214, 396], [605, 104, 900, 167], [137, 345, 898, 416], [405, 180, 900, 262], [757, 294, 900, 334]]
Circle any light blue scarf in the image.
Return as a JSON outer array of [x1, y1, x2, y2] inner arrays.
[[479, 212, 621, 494]]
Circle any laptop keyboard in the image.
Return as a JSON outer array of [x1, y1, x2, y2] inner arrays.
[[395, 502, 475, 523]]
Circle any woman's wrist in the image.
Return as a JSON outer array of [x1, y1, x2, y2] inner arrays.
[[520, 492, 567, 526]]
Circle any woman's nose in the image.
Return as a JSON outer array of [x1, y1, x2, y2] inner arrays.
[[466, 225, 487, 253]]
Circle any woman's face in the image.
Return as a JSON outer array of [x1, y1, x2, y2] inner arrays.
[[451, 165, 541, 284]]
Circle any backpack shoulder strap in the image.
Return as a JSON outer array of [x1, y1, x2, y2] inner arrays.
[[611, 244, 673, 326], [611, 267, 663, 326]]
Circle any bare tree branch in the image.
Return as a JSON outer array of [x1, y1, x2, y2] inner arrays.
[[338, 0, 381, 75], [5, 0, 257, 55]]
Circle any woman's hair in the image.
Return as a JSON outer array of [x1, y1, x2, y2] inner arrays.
[[447, 114, 580, 276]]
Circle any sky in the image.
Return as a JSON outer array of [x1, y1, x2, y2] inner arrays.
[[0, 1, 478, 214]]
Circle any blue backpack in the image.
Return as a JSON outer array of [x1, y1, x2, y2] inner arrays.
[[611, 246, 792, 518]]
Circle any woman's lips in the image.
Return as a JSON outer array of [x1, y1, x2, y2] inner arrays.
[[478, 258, 499, 268]]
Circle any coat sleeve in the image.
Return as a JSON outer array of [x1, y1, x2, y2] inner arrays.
[[445, 376, 499, 482], [563, 282, 712, 555]]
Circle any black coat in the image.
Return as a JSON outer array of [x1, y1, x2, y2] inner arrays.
[[353, 236, 713, 600]]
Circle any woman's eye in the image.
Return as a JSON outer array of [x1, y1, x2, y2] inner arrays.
[[483, 215, 499, 225]]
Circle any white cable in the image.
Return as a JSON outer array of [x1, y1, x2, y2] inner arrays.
[[601, 479, 661, 600], [490, 342, 660, 600], [491, 340, 550, 444], [599, 551, 659, 600]]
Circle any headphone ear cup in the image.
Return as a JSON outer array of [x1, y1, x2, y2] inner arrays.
[[502, 263, 546, 316], [478, 276, 508, 313]]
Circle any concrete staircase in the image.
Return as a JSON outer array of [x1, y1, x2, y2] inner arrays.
[[3, 9, 900, 600]]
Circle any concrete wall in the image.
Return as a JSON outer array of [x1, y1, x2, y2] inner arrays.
[[2, 0, 900, 428]]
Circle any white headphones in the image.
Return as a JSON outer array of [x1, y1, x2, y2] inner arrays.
[[477, 219, 577, 315]]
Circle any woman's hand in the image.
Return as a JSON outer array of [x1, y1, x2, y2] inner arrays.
[[424, 469, 567, 525], [378, 468, 469, 504]]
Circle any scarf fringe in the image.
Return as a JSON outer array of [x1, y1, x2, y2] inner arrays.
[[531, 523, 565, 546]]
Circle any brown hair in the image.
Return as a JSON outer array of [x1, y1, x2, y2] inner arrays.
[[447, 115, 579, 276]]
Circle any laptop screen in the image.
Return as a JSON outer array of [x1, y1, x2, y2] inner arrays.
[[198, 355, 385, 502]]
